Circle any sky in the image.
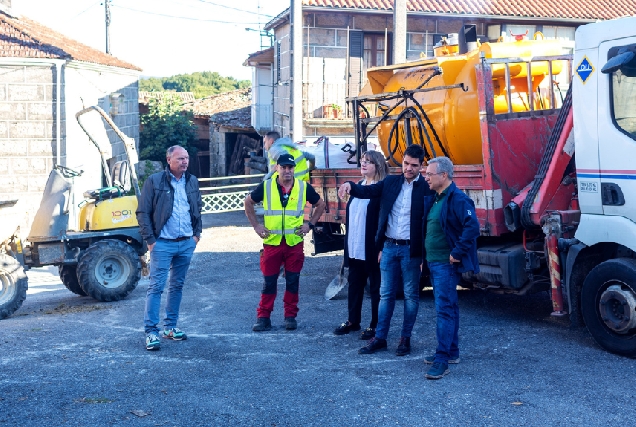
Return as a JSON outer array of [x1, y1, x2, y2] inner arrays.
[[13, 0, 291, 80]]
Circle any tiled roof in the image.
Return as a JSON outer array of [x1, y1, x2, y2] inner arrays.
[[183, 88, 252, 129], [138, 91, 195, 105], [301, 0, 636, 21], [243, 47, 275, 67], [0, 11, 141, 70]]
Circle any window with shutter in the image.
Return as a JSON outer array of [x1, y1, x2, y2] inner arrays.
[[348, 31, 363, 98]]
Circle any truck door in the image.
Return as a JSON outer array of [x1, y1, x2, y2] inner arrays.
[[597, 38, 636, 219]]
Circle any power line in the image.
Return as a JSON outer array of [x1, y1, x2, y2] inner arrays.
[[194, 0, 273, 18], [111, 4, 263, 24], [70, 1, 101, 20]]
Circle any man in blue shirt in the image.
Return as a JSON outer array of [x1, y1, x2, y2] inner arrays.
[[136, 145, 202, 351]]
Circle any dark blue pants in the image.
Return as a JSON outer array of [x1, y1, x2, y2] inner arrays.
[[428, 262, 461, 363]]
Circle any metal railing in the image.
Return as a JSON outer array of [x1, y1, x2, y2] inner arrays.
[[199, 174, 264, 213]]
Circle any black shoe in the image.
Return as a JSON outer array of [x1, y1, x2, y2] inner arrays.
[[358, 337, 387, 354], [285, 317, 297, 330], [252, 317, 272, 332], [360, 327, 376, 340], [333, 321, 361, 335], [395, 337, 411, 356]]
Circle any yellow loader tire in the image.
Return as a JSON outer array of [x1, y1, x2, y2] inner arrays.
[[77, 240, 141, 302], [58, 265, 87, 296], [0, 253, 28, 319]]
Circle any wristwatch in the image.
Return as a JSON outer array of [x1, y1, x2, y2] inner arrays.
[[308, 222, 315, 230]]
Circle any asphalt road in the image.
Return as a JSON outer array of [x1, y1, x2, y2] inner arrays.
[[1, 211, 635, 426]]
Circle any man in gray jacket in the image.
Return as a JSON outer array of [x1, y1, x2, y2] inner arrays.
[[263, 132, 315, 181], [136, 145, 202, 351]]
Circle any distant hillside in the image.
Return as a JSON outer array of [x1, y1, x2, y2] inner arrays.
[[140, 71, 250, 99]]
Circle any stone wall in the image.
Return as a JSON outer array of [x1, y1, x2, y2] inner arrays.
[[209, 124, 226, 177], [0, 64, 59, 236], [0, 61, 139, 237]]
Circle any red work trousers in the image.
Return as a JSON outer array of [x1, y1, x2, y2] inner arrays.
[[257, 239, 305, 319]]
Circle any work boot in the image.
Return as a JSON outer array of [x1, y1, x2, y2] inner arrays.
[[395, 337, 411, 356], [285, 317, 297, 330], [252, 317, 272, 332]]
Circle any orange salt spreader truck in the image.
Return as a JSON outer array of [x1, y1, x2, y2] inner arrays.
[[310, 19, 636, 355]]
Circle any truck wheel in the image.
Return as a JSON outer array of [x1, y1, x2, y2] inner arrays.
[[0, 253, 28, 319], [58, 265, 87, 296], [581, 258, 636, 356], [77, 240, 141, 302]]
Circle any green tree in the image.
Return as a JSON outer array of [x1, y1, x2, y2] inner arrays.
[[139, 71, 250, 98], [139, 77, 165, 92], [139, 94, 197, 163]]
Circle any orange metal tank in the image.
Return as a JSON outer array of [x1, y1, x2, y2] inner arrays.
[[368, 38, 566, 166]]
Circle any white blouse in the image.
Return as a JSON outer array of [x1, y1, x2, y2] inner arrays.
[[347, 180, 373, 261]]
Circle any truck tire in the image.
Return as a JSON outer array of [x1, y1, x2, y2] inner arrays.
[[0, 253, 28, 319], [77, 240, 141, 302], [58, 265, 87, 296], [581, 258, 636, 356]]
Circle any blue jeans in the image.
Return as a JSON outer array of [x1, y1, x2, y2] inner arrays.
[[428, 262, 461, 363], [375, 242, 421, 340], [144, 238, 196, 335]]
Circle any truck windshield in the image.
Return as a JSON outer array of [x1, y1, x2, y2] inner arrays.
[[611, 55, 636, 140]]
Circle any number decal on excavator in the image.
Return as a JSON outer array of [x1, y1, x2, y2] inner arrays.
[[112, 210, 133, 224]]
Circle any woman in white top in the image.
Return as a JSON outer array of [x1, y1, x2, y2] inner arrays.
[[334, 150, 389, 339]]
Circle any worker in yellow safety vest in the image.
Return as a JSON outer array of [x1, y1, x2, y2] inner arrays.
[[244, 153, 326, 332], [263, 132, 315, 182]]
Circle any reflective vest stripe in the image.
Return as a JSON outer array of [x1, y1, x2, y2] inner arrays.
[[269, 229, 298, 235]]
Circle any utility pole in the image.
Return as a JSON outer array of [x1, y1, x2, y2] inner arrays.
[[104, 0, 111, 54], [393, 0, 406, 64]]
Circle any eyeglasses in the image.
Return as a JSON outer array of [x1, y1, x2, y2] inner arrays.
[[424, 172, 444, 177], [360, 160, 374, 165]]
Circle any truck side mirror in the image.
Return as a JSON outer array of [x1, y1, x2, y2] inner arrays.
[[602, 49, 635, 74]]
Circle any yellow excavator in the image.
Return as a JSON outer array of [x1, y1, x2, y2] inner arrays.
[[0, 105, 147, 318]]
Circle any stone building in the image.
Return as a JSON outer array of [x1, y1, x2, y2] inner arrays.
[[0, 2, 141, 235], [246, 0, 636, 142], [181, 88, 260, 177]]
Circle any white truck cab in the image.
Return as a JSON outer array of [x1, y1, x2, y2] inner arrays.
[[568, 16, 636, 355], [574, 17, 636, 244]]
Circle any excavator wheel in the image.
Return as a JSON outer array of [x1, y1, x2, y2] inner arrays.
[[0, 253, 28, 319], [581, 258, 636, 356], [77, 239, 141, 302], [58, 265, 87, 296]]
